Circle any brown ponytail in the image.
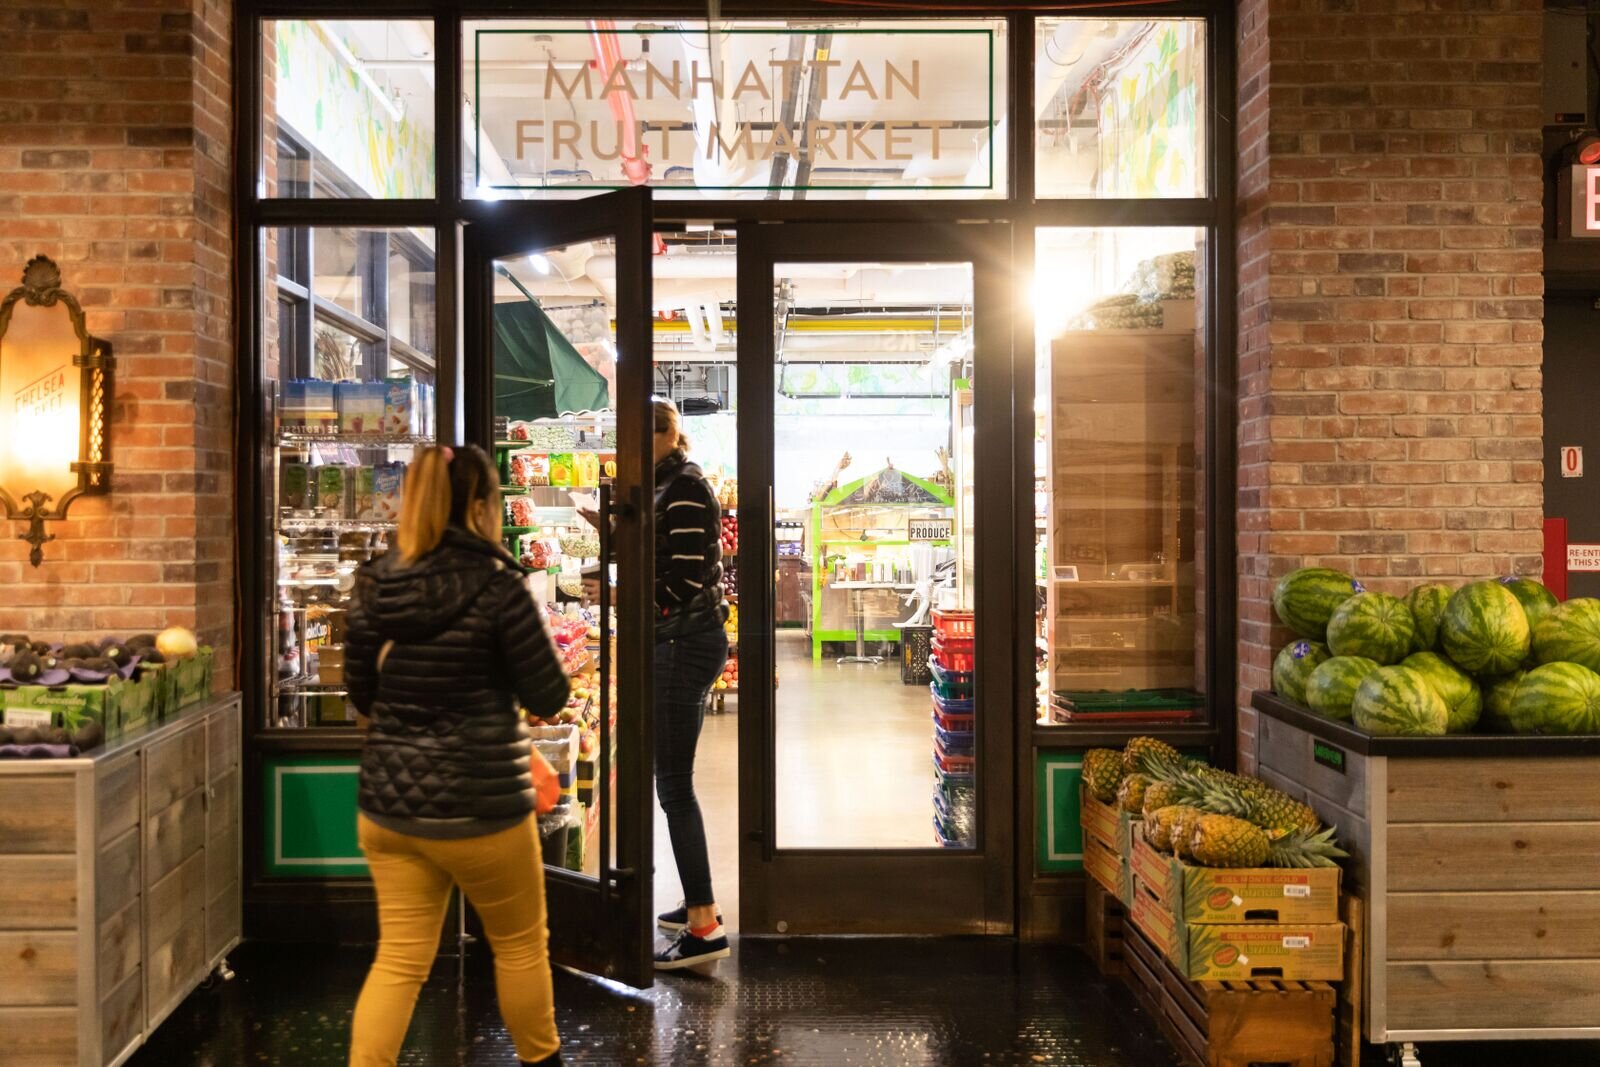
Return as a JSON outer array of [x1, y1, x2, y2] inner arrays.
[[653, 397, 690, 454], [396, 445, 502, 565]]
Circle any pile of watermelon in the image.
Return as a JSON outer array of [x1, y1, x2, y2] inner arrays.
[[1271, 568, 1600, 738]]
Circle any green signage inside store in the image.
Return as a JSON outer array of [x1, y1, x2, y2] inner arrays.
[[263, 756, 368, 877]]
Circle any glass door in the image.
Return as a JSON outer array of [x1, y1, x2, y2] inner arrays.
[[463, 188, 655, 985], [735, 221, 1016, 934]]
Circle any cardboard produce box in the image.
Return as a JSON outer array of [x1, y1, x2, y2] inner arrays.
[[0, 670, 161, 745], [1079, 782, 1136, 858], [1129, 877, 1345, 981], [161, 647, 215, 715], [1130, 833, 1341, 925], [1084, 832, 1131, 907]]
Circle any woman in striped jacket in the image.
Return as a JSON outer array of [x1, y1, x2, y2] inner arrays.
[[647, 398, 731, 972]]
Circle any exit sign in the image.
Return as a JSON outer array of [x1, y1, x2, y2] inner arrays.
[[1561, 166, 1600, 238]]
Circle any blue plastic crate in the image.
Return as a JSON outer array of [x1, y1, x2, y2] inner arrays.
[[930, 684, 975, 715], [933, 721, 974, 756]]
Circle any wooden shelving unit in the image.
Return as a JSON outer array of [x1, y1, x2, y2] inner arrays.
[[1043, 303, 1199, 694]]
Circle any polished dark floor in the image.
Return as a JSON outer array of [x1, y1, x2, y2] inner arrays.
[[129, 938, 1600, 1067], [132, 936, 1181, 1067]]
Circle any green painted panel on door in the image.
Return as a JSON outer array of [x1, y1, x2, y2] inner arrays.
[[1036, 752, 1084, 875], [263, 756, 368, 877]]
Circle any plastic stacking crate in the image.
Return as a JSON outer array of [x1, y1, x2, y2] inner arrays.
[[899, 624, 934, 686], [929, 659, 974, 700], [933, 720, 974, 757], [934, 734, 975, 774], [933, 790, 975, 845], [930, 685, 975, 718], [931, 607, 974, 640], [933, 757, 975, 806], [932, 705, 975, 734], [931, 637, 974, 673]]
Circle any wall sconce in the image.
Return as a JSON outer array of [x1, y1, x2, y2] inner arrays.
[[0, 255, 114, 566]]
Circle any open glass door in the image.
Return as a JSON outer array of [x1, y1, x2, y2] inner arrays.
[[463, 188, 655, 985], [736, 221, 1016, 934]]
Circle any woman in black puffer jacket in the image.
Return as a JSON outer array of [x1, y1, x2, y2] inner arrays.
[[345, 444, 569, 1067]]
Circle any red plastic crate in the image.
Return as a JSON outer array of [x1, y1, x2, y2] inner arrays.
[[932, 706, 975, 733], [934, 735, 975, 774], [931, 608, 974, 640], [931, 637, 974, 673]]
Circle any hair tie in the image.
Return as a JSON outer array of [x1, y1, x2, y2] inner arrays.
[[440, 446, 455, 462]]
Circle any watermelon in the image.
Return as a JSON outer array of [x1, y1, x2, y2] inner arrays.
[[1440, 581, 1531, 676], [1405, 583, 1453, 653], [1508, 661, 1600, 736], [1498, 577, 1558, 629], [1304, 656, 1380, 721], [1327, 592, 1416, 665], [1402, 651, 1482, 733], [1272, 640, 1330, 705], [1531, 597, 1600, 672], [1481, 670, 1527, 733], [1273, 568, 1365, 640], [1351, 666, 1449, 737]]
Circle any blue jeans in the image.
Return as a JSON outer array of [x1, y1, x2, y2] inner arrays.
[[653, 626, 728, 908]]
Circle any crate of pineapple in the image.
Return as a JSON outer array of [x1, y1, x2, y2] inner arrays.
[[1130, 832, 1340, 926], [1129, 878, 1345, 981]]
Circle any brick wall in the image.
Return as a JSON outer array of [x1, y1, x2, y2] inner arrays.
[[1235, 0, 1545, 769], [0, 1, 234, 687]]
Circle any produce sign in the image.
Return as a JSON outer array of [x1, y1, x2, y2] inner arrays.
[[1270, 567, 1600, 737], [909, 518, 953, 542]]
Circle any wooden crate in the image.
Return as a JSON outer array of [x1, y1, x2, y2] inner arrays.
[[1123, 919, 1336, 1067], [1083, 875, 1126, 978], [1336, 894, 1364, 1067]]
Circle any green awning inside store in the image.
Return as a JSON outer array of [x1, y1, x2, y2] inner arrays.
[[493, 297, 610, 420]]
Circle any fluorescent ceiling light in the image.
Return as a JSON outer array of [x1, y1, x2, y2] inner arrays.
[[528, 253, 552, 275]]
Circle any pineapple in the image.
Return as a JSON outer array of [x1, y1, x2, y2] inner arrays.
[[1141, 780, 1184, 819], [1189, 814, 1270, 867], [1083, 748, 1126, 803], [1169, 806, 1205, 860], [1160, 768, 1324, 835], [1116, 773, 1152, 814], [1189, 814, 1348, 869], [1144, 804, 1199, 852], [1122, 736, 1185, 779], [1247, 788, 1323, 835]]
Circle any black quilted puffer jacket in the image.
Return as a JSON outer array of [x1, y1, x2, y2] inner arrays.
[[346, 527, 571, 838]]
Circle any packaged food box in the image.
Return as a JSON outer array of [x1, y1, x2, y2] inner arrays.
[[1130, 832, 1341, 925], [279, 379, 307, 431], [1129, 878, 1345, 981], [574, 452, 600, 488], [280, 462, 312, 510], [349, 466, 376, 521], [383, 377, 423, 436], [548, 453, 575, 488], [298, 379, 338, 434], [370, 462, 405, 522], [337, 381, 385, 435], [317, 465, 351, 514], [318, 645, 346, 685]]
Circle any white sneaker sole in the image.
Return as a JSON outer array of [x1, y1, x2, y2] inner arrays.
[[654, 946, 732, 973]]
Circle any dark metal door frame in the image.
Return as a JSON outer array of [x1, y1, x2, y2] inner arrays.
[[462, 187, 657, 986], [735, 220, 1017, 935]]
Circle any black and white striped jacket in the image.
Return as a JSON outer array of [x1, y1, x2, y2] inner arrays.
[[654, 450, 726, 639]]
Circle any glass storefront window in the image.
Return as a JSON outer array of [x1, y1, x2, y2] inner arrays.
[[462, 19, 1007, 200], [1032, 227, 1207, 725], [263, 20, 436, 199], [1034, 20, 1206, 199]]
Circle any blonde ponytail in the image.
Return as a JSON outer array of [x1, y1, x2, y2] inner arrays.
[[397, 447, 452, 564]]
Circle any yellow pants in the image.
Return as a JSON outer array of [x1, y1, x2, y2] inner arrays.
[[350, 814, 561, 1066]]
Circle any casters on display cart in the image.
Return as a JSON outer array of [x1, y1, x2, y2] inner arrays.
[[201, 956, 236, 989], [1387, 1042, 1421, 1067]]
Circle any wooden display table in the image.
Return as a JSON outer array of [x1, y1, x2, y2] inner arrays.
[[0, 693, 241, 1067], [1251, 692, 1600, 1064]]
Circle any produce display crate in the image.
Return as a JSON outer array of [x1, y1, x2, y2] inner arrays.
[[1122, 917, 1336, 1067], [0, 669, 164, 746], [1251, 691, 1600, 1057], [1129, 833, 1341, 926], [1083, 874, 1127, 978], [1128, 875, 1346, 982]]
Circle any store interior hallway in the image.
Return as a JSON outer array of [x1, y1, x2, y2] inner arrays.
[[653, 630, 939, 932]]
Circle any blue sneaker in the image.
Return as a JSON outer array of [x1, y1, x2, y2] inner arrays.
[[654, 924, 731, 972]]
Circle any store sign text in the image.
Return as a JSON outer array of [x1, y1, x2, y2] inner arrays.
[[474, 29, 996, 192], [1562, 165, 1600, 239], [1568, 544, 1600, 572]]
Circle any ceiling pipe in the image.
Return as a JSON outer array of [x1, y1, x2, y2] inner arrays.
[[588, 19, 651, 185]]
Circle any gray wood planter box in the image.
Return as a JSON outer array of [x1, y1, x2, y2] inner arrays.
[[1251, 692, 1600, 1052], [0, 693, 242, 1067]]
